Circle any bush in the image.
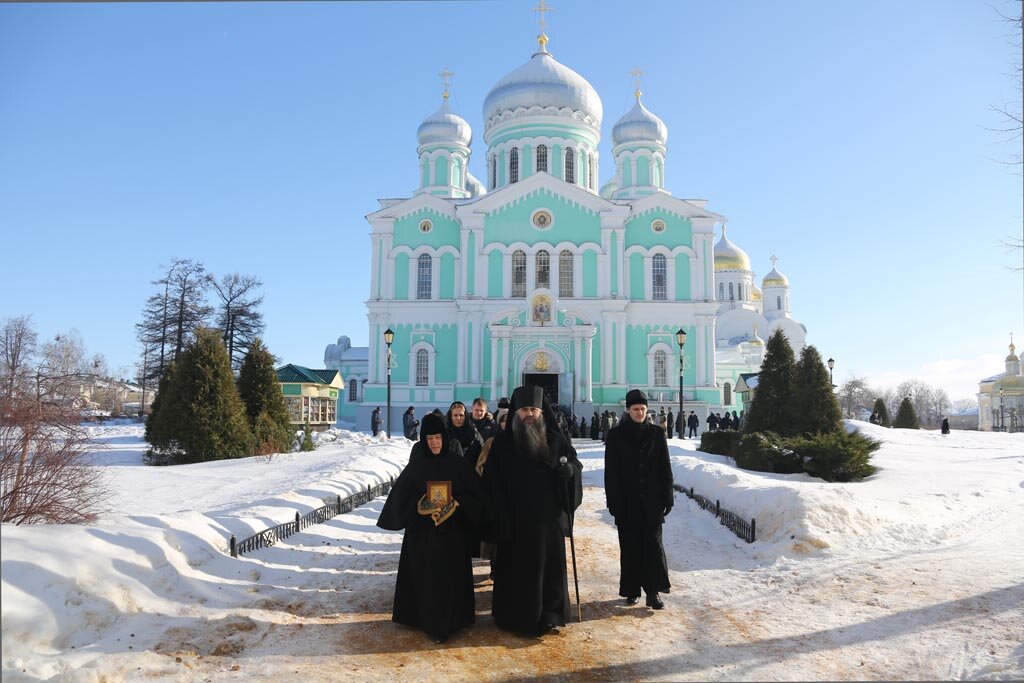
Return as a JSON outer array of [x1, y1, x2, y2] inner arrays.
[[733, 431, 801, 473], [872, 397, 890, 427], [788, 430, 880, 482], [893, 397, 920, 429], [300, 422, 316, 452], [699, 430, 742, 456]]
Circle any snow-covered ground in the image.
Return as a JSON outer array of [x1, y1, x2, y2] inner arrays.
[[2, 422, 1022, 681]]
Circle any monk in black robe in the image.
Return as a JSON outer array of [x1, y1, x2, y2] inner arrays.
[[604, 389, 674, 609], [482, 385, 583, 636], [377, 413, 485, 643]]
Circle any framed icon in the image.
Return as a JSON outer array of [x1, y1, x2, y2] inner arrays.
[[426, 481, 452, 506]]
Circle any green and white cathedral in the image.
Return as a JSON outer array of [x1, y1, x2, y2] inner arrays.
[[325, 32, 807, 429]]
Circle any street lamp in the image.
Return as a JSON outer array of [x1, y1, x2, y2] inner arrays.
[[676, 328, 687, 437], [827, 357, 835, 389], [999, 387, 1005, 431], [383, 327, 394, 438]]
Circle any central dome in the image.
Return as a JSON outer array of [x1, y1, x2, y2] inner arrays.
[[483, 47, 602, 134]]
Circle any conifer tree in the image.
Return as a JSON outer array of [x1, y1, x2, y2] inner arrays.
[[893, 396, 920, 429], [300, 422, 316, 452], [169, 327, 252, 462], [792, 345, 843, 436], [144, 363, 181, 462], [742, 329, 798, 437], [237, 339, 292, 454], [872, 397, 890, 427]]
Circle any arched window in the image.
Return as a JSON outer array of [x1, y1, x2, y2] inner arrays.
[[777, 295, 782, 310], [489, 155, 496, 189], [654, 350, 668, 386], [536, 250, 550, 288], [728, 282, 735, 301], [511, 250, 527, 298], [415, 349, 429, 386], [719, 282, 724, 300], [564, 146, 575, 184], [652, 254, 667, 300], [724, 382, 732, 406], [536, 145, 548, 173], [559, 250, 574, 297], [509, 147, 519, 184], [417, 254, 432, 299], [738, 284, 744, 301], [349, 378, 358, 401]]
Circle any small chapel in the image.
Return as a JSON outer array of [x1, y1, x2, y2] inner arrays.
[[326, 15, 808, 429]]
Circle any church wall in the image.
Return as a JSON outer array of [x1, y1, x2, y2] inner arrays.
[[393, 209, 460, 250], [482, 189, 600, 245], [394, 253, 409, 299], [628, 253, 644, 299], [440, 253, 455, 298], [488, 250, 503, 296], [675, 255, 691, 300], [582, 250, 598, 296], [623, 213, 693, 249]]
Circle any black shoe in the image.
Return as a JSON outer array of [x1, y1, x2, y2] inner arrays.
[[431, 635, 448, 644], [625, 596, 639, 606], [646, 594, 664, 610]]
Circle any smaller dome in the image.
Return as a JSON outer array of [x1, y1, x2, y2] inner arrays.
[[762, 265, 789, 288], [749, 325, 765, 347], [417, 100, 472, 148], [751, 284, 763, 302], [612, 96, 668, 146], [714, 227, 751, 272]]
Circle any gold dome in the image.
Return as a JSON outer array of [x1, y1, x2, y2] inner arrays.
[[1006, 341, 1018, 363], [713, 227, 751, 272], [751, 285, 763, 302]]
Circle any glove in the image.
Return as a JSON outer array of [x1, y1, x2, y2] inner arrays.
[[557, 456, 574, 479]]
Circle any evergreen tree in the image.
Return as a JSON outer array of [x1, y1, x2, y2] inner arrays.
[[237, 339, 291, 454], [169, 327, 252, 462], [872, 397, 890, 427], [743, 330, 798, 436], [792, 345, 843, 436], [144, 363, 181, 463], [893, 396, 920, 429], [300, 422, 316, 452]]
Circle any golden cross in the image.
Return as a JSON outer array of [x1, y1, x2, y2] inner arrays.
[[533, 0, 554, 32], [439, 67, 454, 100], [629, 67, 644, 98], [770, 254, 779, 268]]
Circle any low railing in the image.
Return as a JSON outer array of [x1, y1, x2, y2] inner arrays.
[[230, 477, 395, 557], [674, 483, 756, 543]]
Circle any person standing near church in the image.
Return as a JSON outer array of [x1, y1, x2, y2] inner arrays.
[[687, 411, 699, 438], [666, 409, 674, 439], [376, 413, 487, 643], [371, 406, 382, 437], [604, 389, 674, 610], [482, 385, 583, 636]]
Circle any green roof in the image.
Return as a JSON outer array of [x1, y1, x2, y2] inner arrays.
[[276, 364, 341, 385]]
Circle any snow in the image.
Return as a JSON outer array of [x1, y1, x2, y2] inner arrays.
[[2, 422, 1022, 681]]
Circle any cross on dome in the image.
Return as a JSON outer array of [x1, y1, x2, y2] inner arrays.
[[770, 254, 779, 268], [630, 67, 644, 99], [533, 0, 554, 50], [439, 67, 454, 101]]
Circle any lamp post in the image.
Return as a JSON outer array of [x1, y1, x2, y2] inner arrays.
[[676, 328, 687, 437], [383, 327, 394, 439], [827, 357, 835, 389]]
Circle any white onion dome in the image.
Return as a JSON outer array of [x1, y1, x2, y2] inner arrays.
[[483, 41, 602, 134], [612, 95, 668, 146], [713, 227, 751, 272], [417, 100, 472, 148], [762, 265, 789, 288]]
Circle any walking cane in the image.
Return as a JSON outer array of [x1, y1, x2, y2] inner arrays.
[[560, 456, 583, 622]]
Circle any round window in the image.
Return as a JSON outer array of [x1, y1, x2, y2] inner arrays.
[[532, 210, 553, 230], [652, 219, 666, 233], [419, 219, 433, 233]]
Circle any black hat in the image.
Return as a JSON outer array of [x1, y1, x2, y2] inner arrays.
[[510, 385, 545, 412], [625, 389, 648, 407], [420, 413, 446, 438]]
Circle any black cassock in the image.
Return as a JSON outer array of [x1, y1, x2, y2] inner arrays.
[[604, 418, 674, 599], [482, 420, 583, 634], [377, 440, 485, 641]]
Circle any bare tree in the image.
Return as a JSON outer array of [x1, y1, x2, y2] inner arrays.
[[0, 318, 109, 524], [951, 398, 976, 413], [210, 273, 265, 371], [838, 377, 874, 417]]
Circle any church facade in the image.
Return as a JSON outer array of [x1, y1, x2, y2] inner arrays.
[[327, 31, 807, 429]]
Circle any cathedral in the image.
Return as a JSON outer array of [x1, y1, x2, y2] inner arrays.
[[325, 27, 807, 430]]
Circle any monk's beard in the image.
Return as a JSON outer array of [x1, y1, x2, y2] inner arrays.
[[512, 413, 548, 462]]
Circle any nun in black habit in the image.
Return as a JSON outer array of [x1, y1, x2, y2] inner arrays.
[[481, 385, 584, 636], [376, 413, 486, 643]]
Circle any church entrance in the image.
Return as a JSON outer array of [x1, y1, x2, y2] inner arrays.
[[522, 373, 558, 407]]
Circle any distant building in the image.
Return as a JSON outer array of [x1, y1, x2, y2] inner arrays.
[[323, 336, 368, 427], [275, 364, 343, 430], [978, 336, 1023, 432]]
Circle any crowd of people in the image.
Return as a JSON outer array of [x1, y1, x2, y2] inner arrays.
[[376, 387, 676, 644]]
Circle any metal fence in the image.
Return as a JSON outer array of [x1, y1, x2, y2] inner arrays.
[[674, 483, 756, 543], [230, 478, 395, 557]]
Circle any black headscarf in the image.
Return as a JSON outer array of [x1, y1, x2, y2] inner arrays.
[[419, 412, 449, 456]]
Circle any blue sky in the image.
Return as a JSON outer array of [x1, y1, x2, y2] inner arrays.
[[1, 0, 1021, 401]]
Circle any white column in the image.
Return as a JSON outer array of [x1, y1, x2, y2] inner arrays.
[[573, 253, 583, 298], [476, 231, 487, 296], [617, 315, 627, 384], [471, 315, 482, 383], [574, 336, 582, 397], [490, 334, 498, 399], [526, 253, 536, 293], [601, 314, 612, 384], [502, 337, 512, 394], [370, 237, 381, 299], [503, 252, 512, 298], [583, 335, 594, 401], [667, 257, 676, 301], [460, 231, 470, 297], [431, 256, 440, 300]]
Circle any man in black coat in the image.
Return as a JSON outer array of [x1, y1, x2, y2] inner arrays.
[[470, 397, 498, 443], [482, 385, 584, 636], [377, 413, 486, 643], [687, 411, 699, 438], [604, 389, 674, 610]]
